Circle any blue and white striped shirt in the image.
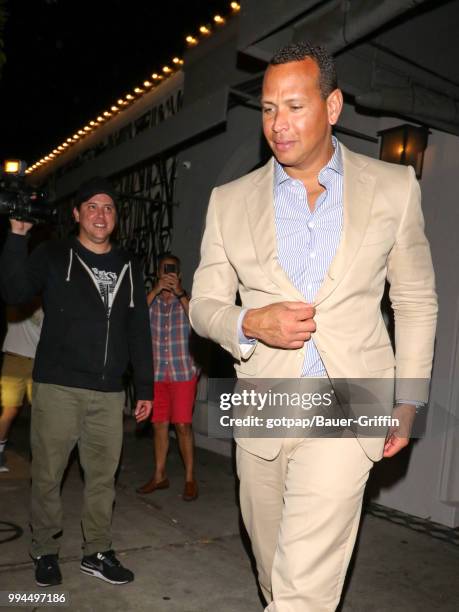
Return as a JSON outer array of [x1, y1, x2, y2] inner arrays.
[[274, 136, 343, 376], [238, 138, 343, 376]]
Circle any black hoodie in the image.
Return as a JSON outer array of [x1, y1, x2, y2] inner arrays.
[[0, 233, 153, 399]]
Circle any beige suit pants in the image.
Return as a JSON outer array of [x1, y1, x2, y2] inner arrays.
[[237, 437, 373, 612]]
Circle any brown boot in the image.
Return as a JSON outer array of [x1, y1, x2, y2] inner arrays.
[[136, 477, 170, 494], [183, 480, 198, 501]]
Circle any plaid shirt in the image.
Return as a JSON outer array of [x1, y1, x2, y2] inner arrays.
[[149, 293, 196, 381]]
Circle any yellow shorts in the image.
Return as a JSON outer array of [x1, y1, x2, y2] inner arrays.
[[0, 353, 34, 409]]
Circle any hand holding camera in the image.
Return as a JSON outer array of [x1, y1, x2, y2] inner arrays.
[[147, 261, 187, 306], [157, 274, 177, 293], [157, 263, 179, 295], [10, 217, 34, 235]]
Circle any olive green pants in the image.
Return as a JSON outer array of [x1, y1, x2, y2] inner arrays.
[[30, 383, 124, 557]]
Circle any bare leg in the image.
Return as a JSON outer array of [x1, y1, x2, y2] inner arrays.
[[136, 422, 171, 494], [0, 404, 21, 440], [153, 422, 170, 482], [175, 423, 194, 482]]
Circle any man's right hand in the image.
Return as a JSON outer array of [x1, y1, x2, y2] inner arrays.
[[242, 302, 316, 349], [10, 218, 33, 235]]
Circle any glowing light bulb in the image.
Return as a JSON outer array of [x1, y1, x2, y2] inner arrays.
[[186, 35, 198, 46], [214, 15, 225, 24], [231, 2, 241, 11], [199, 25, 210, 35]]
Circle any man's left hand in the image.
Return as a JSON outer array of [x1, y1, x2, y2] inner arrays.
[[383, 404, 416, 458], [134, 400, 152, 422]]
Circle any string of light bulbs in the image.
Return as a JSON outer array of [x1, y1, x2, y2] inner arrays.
[[26, 2, 241, 175]]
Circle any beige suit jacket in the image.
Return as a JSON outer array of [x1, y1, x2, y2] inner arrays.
[[190, 144, 437, 461]]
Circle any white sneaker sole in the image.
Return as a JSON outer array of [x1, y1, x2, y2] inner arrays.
[[80, 565, 132, 585], [36, 579, 61, 587]]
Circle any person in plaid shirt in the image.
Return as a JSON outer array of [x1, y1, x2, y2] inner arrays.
[[137, 254, 199, 501]]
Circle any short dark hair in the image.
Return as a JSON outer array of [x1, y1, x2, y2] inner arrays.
[[269, 42, 337, 99], [158, 253, 180, 272]]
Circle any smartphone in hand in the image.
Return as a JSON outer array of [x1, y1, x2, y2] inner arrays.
[[164, 263, 177, 274]]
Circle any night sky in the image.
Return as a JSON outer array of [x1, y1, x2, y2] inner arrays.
[[0, 0, 230, 166]]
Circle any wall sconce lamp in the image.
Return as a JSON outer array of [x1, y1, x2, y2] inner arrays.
[[378, 124, 429, 179]]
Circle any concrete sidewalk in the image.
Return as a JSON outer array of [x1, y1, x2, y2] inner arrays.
[[1, 408, 458, 612]]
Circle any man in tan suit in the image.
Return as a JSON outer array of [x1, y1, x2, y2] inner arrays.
[[190, 43, 437, 612]]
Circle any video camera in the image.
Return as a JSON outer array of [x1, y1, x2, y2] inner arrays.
[[0, 160, 57, 224]]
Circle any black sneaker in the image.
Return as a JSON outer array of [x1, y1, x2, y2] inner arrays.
[[33, 554, 62, 587], [80, 550, 134, 584]]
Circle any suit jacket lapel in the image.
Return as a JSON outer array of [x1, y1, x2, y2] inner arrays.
[[245, 159, 305, 301], [245, 146, 376, 305], [315, 145, 376, 305]]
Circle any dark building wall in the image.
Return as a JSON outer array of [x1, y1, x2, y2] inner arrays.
[[171, 104, 263, 289]]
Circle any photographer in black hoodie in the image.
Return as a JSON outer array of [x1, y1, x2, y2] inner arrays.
[[0, 177, 153, 587]]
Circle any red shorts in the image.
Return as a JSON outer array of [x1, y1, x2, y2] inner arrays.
[[151, 376, 198, 424]]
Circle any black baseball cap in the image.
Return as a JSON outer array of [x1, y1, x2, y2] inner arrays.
[[75, 176, 117, 208]]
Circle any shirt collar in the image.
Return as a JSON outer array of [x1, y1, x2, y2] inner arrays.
[[273, 135, 343, 187]]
